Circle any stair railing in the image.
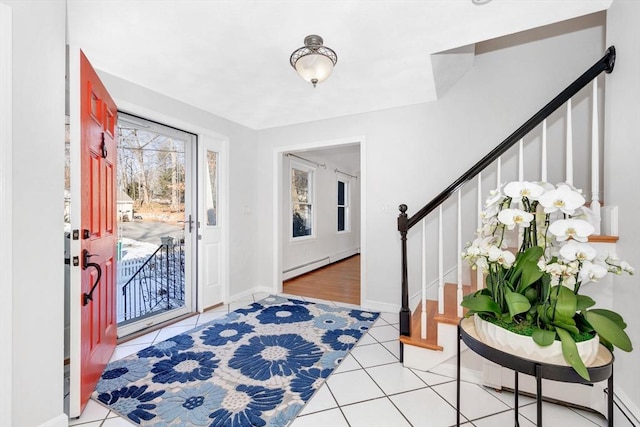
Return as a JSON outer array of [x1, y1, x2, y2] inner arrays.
[[397, 46, 616, 361]]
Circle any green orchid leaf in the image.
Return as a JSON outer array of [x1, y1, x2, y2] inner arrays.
[[518, 246, 544, 264], [556, 328, 590, 381], [584, 311, 633, 352], [553, 286, 577, 319], [461, 293, 502, 317], [516, 262, 544, 293], [505, 290, 531, 319], [552, 316, 579, 335], [587, 309, 627, 329], [532, 327, 556, 346], [576, 295, 596, 311], [574, 313, 594, 333], [599, 336, 614, 352]]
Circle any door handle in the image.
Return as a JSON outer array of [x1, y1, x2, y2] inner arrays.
[[82, 249, 102, 306], [177, 214, 194, 233]]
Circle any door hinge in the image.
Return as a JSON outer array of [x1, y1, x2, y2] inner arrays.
[[72, 256, 79, 267], [72, 229, 79, 240]]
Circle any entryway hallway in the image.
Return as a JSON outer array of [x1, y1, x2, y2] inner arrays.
[[66, 292, 624, 427]]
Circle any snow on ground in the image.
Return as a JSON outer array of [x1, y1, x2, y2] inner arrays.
[[119, 237, 158, 261]]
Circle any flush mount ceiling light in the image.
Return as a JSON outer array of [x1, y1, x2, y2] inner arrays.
[[290, 35, 338, 88]]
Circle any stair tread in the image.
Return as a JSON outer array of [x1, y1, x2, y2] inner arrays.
[[400, 300, 443, 351]]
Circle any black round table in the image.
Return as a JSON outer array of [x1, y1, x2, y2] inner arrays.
[[456, 317, 614, 426]]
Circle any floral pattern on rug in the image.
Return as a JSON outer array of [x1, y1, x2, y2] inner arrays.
[[93, 296, 380, 426]]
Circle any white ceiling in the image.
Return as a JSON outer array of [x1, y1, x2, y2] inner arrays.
[[67, 0, 611, 130]]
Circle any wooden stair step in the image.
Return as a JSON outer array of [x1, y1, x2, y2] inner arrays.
[[432, 282, 472, 325], [399, 300, 442, 351]]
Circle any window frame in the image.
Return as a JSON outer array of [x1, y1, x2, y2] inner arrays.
[[337, 176, 351, 234], [290, 162, 316, 241]]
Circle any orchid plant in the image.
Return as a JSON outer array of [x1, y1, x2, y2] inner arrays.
[[461, 180, 633, 380]]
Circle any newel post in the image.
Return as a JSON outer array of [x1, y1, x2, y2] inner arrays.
[[398, 204, 411, 341]]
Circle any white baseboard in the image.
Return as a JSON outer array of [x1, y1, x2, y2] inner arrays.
[[282, 248, 359, 281], [38, 413, 68, 427], [361, 299, 398, 314], [227, 286, 273, 303]]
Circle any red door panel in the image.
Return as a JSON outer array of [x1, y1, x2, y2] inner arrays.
[[78, 50, 118, 411]]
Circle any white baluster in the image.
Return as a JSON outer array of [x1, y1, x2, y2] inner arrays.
[[518, 139, 524, 182], [566, 99, 573, 185], [496, 157, 501, 188], [421, 218, 427, 339], [438, 205, 444, 315], [591, 79, 601, 234], [476, 173, 483, 290], [457, 189, 463, 317], [541, 119, 547, 182]]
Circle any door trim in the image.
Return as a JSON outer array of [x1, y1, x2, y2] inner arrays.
[[272, 136, 367, 303], [111, 99, 229, 313], [0, 3, 12, 424]]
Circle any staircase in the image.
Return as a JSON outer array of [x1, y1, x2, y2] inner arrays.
[[397, 47, 618, 373]]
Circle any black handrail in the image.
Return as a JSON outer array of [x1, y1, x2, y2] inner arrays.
[[404, 46, 615, 230], [397, 46, 616, 360]]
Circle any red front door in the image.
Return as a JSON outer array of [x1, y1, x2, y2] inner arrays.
[[69, 49, 118, 417]]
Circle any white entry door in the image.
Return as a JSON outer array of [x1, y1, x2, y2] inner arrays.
[[198, 136, 227, 310]]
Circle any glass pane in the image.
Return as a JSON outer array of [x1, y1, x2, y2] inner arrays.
[[206, 150, 218, 226], [292, 168, 310, 203], [338, 180, 345, 205], [292, 204, 312, 237], [338, 206, 345, 231]]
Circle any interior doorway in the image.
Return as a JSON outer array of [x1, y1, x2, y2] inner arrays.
[[274, 139, 365, 305]]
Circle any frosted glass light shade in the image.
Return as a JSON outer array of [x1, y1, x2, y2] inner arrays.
[[294, 54, 334, 85], [290, 35, 337, 87]]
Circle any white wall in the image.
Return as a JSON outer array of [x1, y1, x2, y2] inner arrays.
[[96, 72, 260, 301], [282, 150, 360, 278], [605, 0, 640, 418], [0, 0, 67, 425], [257, 14, 607, 312]]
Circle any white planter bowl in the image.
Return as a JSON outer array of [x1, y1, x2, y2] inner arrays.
[[473, 314, 600, 366]]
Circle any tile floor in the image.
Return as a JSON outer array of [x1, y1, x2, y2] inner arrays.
[[66, 292, 635, 427]]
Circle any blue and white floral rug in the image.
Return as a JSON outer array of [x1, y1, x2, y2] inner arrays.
[[92, 295, 380, 426]]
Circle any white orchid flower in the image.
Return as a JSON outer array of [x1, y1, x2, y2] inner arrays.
[[538, 184, 586, 215], [487, 246, 515, 268], [504, 181, 545, 201], [548, 218, 594, 242], [497, 208, 534, 230], [578, 261, 608, 284], [485, 189, 504, 208], [558, 241, 597, 262]]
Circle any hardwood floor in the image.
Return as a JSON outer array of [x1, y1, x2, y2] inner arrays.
[[283, 255, 360, 305]]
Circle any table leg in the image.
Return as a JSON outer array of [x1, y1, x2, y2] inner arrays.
[[608, 369, 614, 427], [536, 364, 542, 427], [456, 324, 461, 427], [515, 371, 520, 427]]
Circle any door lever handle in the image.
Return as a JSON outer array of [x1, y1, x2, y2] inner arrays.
[[177, 214, 194, 233], [82, 249, 102, 306]]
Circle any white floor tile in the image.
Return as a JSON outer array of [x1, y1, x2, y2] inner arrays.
[[484, 387, 536, 408], [390, 387, 465, 427], [228, 299, 255, 311], [431, 380, 510, 421], [167, 314, 199, 328], [299, 384, 338, 415], [356, 333, 377, 346], [381, 340, 401, 360], [152, 324, 196, 343], [326, 369, 385, 406], [379, 312, 399, 325], [519, 401, 603, 426], [69, 399, 109, 425], [349, 343, 398, 368], [290, 408, 349, 427], [102, 414, 136, 426], [365, 362, 427, 395], [569, 406, 609, 426], [108, 343, 149, 362], [301, 296, 333, 305], [117, 330, 159, 347], [334, 354, 362, 374], [196, 310, 228, 326], [368, 324, 399, 343], [341, 397, 411, 427], [472, 410, 536, 427], [252, 291, 271, 301], [411, 369, 454, 387], [70, 421, 102, 427]]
